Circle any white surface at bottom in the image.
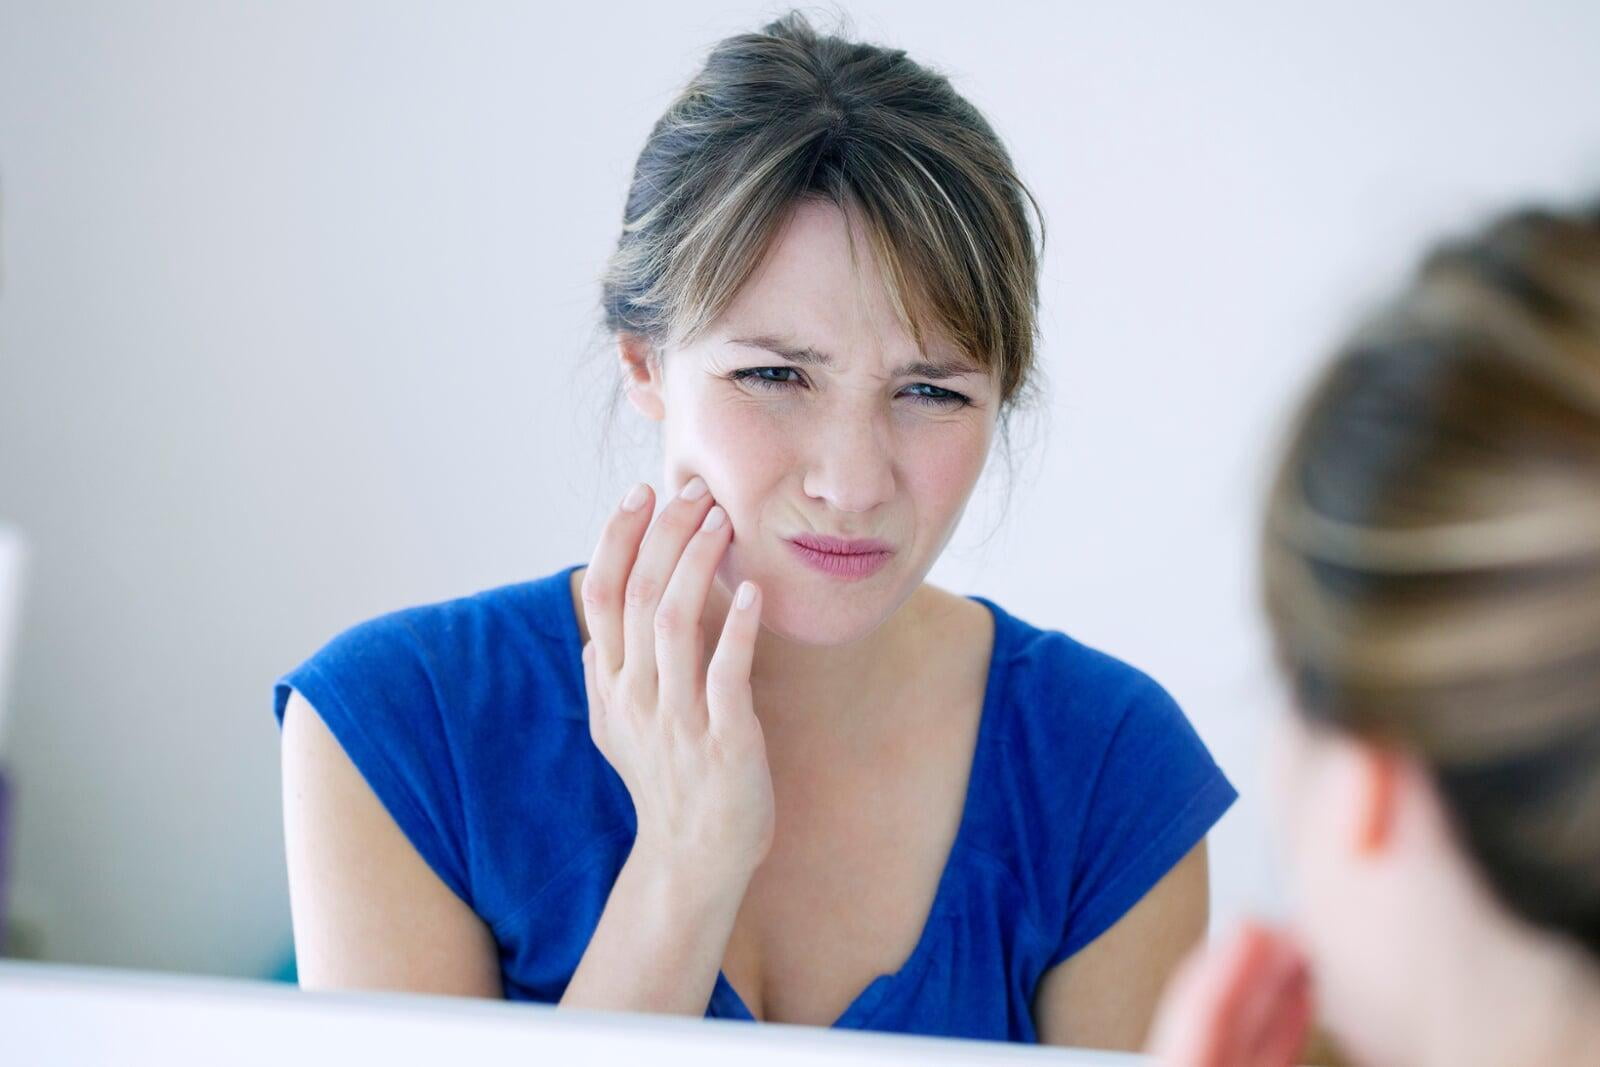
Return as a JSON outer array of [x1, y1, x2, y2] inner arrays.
[[0, 961, 1148, 1066]]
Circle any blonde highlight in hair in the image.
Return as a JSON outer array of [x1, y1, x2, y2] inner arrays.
[[1262, 202, 1600, 957], [599, 10, 1044, 410]]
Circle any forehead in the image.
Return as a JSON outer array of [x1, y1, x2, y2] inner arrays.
[[711, 198, 969, 367]]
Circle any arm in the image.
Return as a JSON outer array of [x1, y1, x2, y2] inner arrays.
[[1033, 839, 1212, 1050], [557, 478, 774, 1017], [281, 684, 750, 1013], [557, 841, 750, 1013], [284, 477, 769, 1015], [280, 688, 503, 996]]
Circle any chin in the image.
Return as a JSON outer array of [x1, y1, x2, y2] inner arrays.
[[718, 552, 902, 647], [761, 595, 885, 646]]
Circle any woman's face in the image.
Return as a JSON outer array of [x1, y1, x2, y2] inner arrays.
[[626, 198, 1000, 646]]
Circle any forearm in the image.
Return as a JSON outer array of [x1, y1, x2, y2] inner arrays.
[[559, 848, 750, 1016]]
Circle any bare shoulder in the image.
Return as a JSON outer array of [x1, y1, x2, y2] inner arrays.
[[1033, 840, 1211, 1050], [279, 689, 503, 996]]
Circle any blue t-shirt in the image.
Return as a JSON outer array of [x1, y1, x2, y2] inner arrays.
[[272, 563, 1235, 1043]]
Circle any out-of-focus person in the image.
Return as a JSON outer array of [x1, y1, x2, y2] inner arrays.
[[1150, 201, 1600, 1067]]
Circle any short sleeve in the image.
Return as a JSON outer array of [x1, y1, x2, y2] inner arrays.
[[272, 610, 474, 908], [1049, 676, 1236, 966]]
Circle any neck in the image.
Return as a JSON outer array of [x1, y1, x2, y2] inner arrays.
[[1401, 906, 1600, 1067]]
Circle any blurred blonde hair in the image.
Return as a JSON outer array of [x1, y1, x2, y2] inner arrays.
[[1263, 202, 1600, 957]]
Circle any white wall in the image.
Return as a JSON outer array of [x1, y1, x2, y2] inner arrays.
[[0, 0, 1597, 977]]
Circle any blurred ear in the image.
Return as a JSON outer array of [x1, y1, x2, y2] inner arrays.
[[1350, 742, 1405, 857], [619, 333, 665, 421]]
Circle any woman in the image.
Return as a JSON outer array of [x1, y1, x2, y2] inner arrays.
[[274, 13, 1235, 1048], [1150, 202, 1600, 1066]]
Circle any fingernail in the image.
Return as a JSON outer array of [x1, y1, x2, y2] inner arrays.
[[735, 582, 756, 609], [702, 505, 726, 531], [680, 476, 708, 500], [620, 483, 649, 512]]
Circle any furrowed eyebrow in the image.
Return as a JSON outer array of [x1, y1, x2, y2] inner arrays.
[[730, 335, 834, 367], [728, 334, 981, 381]]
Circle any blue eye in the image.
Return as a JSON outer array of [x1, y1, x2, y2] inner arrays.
[[900, 382, 971, 408], [729, 367, 803, 390]]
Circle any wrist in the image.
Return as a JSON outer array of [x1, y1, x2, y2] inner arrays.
[[623, 837, 757, 916]]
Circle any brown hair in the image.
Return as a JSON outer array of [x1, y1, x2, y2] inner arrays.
[[1262, 201, 1600, 957], [598, 10, 1044, 414]]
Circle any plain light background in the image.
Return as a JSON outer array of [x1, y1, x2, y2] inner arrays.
[[1, 0, 1597, 979]]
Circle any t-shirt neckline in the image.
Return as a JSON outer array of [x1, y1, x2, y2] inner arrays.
[[545, 563, 1014, 1029]]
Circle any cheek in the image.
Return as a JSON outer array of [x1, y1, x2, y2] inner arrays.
[[668, 395, 795, 511], [899, 421, 992, 516], [1269, 721, 1327, 888], [1279, 754, 1392, 1049], [1277, 734, 1363, 944]]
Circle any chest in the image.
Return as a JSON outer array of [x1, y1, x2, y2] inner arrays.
[[718, 674, 989, 1025]]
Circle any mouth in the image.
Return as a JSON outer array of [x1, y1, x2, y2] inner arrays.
[[785, 533, 895, 581]]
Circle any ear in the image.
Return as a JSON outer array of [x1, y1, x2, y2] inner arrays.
[[1350, 742, 1405, 857], [618, 333, 665, 422]]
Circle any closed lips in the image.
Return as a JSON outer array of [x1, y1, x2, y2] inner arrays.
[[789, 534, 892, 555], [785, 534, 895, 581]]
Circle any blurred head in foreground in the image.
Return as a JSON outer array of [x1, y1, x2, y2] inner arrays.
[[1263, 201, 1600, 1066]]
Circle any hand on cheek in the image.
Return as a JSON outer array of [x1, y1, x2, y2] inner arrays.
[[579, 478, 773, 883]]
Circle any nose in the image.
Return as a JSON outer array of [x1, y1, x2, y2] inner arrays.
[[801, 405, 896, 514]]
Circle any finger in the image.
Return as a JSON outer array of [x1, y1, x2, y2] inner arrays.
[[1262, 937, 1316, 1066], [654, 504, 733, 723], [1214, 926, 1288, 1067], [621, 476, 714, 688], [1149, 923, 1273, 1067], [1218, 927, 1302, 1067], [705, 580, 761, 737], [582, 483, 654, 674], [1244, 948, 1314, 1067], [1249, 975, 1313, 1067]]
